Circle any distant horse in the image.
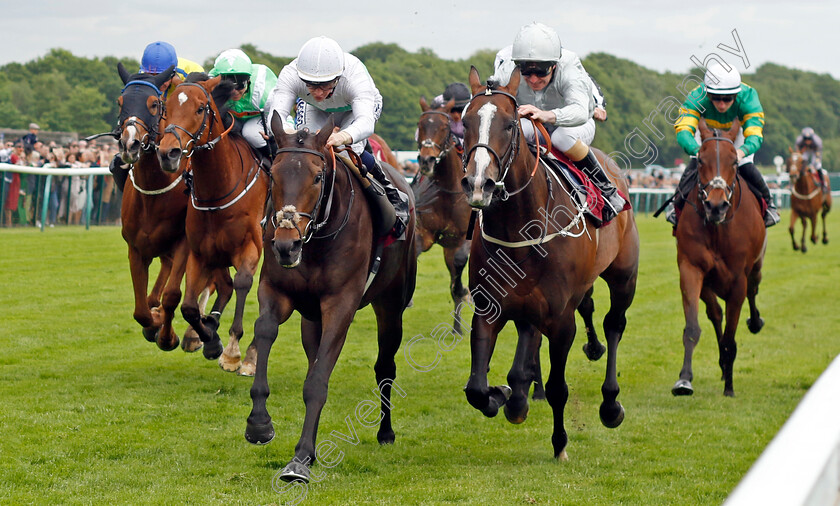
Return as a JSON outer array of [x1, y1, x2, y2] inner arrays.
[[245, 115, 417, 483], [114, 62, 201, 352], [157, 75, 269, 375], [460, 67, 639, 459], [414, 96, 472, 335], [368, 132, 400, 168], [672, 119, 766, 397], [787, 148, 831, 252]]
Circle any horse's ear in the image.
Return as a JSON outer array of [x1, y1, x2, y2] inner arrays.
[[726, 118, 741, 141], [203, 75, 223, 93], [469, 66, 482, 95], [117, 62, 131, 85], [316, 115, 335, 148], [697, 118, 711, 139], [506, 66, 521, 94], [153, 65, 176, 90], [270, 110, 287, 142], [419, 96, 429, 112], [170, 74, 183, 90]]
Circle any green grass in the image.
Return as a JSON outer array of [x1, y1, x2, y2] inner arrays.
[[1, 213, 839, 505]]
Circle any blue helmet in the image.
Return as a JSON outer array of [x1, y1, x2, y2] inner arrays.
[[140, 41, 177, 74]]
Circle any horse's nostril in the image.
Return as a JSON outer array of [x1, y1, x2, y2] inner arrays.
[[167, 149, 182, 161], [483, 179, 497, 195], [461, 176, 473, 194]]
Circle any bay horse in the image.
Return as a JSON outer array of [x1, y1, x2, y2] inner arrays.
[[157, 75, 269, 375], [114, 62, 202, 352], [672, 119, 766, 397], [786, 148, 831, 252], [460, 67, 639, 459], [245, 115, 417, 483], [414, 96, 472, 335]]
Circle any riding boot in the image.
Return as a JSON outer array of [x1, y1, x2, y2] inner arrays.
[[739, 162, 780, 227], [573, 149, 626, 225], [666, 158, 698, 225], [361, 150, 409, 238], [818, 168, 828, 193], [109, 154, 129, 193]]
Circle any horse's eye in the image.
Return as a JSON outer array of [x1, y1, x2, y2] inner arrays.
[[149, 102, 159, 114], [506, 121, 515, 132], [313, 172, 323, 184], [197, 106, 205, 114]]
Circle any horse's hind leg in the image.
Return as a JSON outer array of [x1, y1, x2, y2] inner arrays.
[[372, 298, 408, 445], [180, 256, 224, 360], [224, 247, 260, 375], [746, 261, 764, 335], [504, 321, 541, 424], [789, 210, 799, 251], [127, 247, 157, 342], [822, 205, 830, 244], [800, 215, 808, 253], [598, 270, 637, 429], [544, 316, 576, 460], [700, 287, 724, 378], [578, 286, 605, 361], [156, 243, 189, 351], [809, 214, 818, 245], [445, 242, 471, 335], [720, 279, 748, 397]]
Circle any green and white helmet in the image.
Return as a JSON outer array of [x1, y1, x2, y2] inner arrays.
[[296, 36, 344, 82], [704, 61, 741, 94], [511, 22, 562, 62], [213, 49, 252, 75]]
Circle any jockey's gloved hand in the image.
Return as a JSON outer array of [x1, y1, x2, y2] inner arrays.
[[327, 130, 353, 147]]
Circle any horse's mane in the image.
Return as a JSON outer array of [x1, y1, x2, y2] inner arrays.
[[207, 76, 235, 131], [411, 174, 440, 213]]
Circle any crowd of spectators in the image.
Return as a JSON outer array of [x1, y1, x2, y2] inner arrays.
[[1, 124, 119, 228]]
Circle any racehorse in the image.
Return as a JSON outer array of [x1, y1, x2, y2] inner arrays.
[[368, 132, 400, 168], [157, 75, 268, 375], [245, 115, 417, 483], [460, 67, 639, 459], [114, 62, 202, 352], [786, 148, 831, 252], [672, 119, 766, 397], [414, 96, 472, 335]]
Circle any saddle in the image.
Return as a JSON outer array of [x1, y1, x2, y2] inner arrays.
[[529, 144, 608, 226]]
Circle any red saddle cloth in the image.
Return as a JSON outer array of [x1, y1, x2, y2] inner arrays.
[[368, 136, 386, 162]]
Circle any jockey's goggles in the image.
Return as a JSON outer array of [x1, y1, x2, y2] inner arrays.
[[517, 61, 555, 78], [223, 74, 250, 91], [302, 77, 339, 91], [708, 93, 735, 104]]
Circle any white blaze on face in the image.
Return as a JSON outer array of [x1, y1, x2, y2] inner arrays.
[[125, 117, 139, 145], [473, 102, 497, 191], [178, 92, 188, 106]]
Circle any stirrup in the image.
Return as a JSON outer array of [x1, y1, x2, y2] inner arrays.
[[665, 206, 678, 226], [764, 207, 780, 227]]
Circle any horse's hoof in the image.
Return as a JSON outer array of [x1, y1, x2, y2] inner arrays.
[[238, 361, 256, 377], [202, 338, 224, 360], [219, 353, 241, 373], [279, 460, 310, 483], [555, 449, 569, 461], [583, 341, 606, 361], [823, 238, 829, 245], [600, 402, 625, 428], [503, 400, 529, 424], [141, 326, 158, 343], [672, 379, 694, 396], [156, 333, 179, 352], [180, 337, 203, 353], [245, 421, 275, 445], [747, 317, 764, 334], [377, 428, 395, 445]]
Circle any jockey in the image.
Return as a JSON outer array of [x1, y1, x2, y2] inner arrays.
[[669, 61, 780, 227], [430, 82, 471, 144], [795, 126, 827, 191], [491, 23, 626, 225], [208, 49, 277, 160], [265, 36, 408, 237], [110, 41, 205, 192]]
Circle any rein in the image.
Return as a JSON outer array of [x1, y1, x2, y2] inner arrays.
[[693, 133, 741, 224]]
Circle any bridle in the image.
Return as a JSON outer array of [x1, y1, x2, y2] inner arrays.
[[418, 110, 456, 167], [697, 132, 738, 208], [268, 146, 353, 244], [118, 79, 164, 152], [161, 82, 233, 159]]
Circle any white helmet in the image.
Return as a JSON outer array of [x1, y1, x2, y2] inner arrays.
[[704, 61, 741, 94], [296, 36, 345, 82], [511, 23, 562, 62]]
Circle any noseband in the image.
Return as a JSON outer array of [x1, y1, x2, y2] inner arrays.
[[697, 133, 738, 206], [461, 88, 520, 192]]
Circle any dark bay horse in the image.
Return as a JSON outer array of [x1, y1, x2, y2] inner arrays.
[[245, 115, 417, 483], [672, 119, 766, 397], [414, 96, 472, 335], [787, 149, 831, 252], [157, 75, 269, 375], [460, 67, 639, 459], [115, 63, 201, 352]]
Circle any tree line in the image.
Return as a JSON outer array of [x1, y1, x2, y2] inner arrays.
[[1, 44, 837, 169]]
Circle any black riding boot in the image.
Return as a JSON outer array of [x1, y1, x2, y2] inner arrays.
[[361, 152, 409, 238], [739, 162, 780, 227], [666, 158, 699, 225], [109, 154, 129, 193], [574, 150, 626, 225]]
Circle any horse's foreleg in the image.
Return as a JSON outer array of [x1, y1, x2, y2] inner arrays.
[[809, 213, 818, 245], [822, 203, 830, 244], [598, 269, 637, 429], [180, 255, 223, 360], [789, 209, 799, 251], [674, 263, 704, 396], [148, 255, 172, 311], [504, 321, 541, 424], [282, 297, 357, 483], [245, 289, 294, 447], [372, 298, 408, 445], [444, 243, 470, 335], [464, 313, 508, 418], [127, 246, 156, 341], [228, 245, 262, 376], [545, 315, 576, 460], [720, 279, 747, 397], [800, 215, 808, 253], [746, 260, 764, 335], [156, 241, 189, 351], [578, 286, 605, 362]]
